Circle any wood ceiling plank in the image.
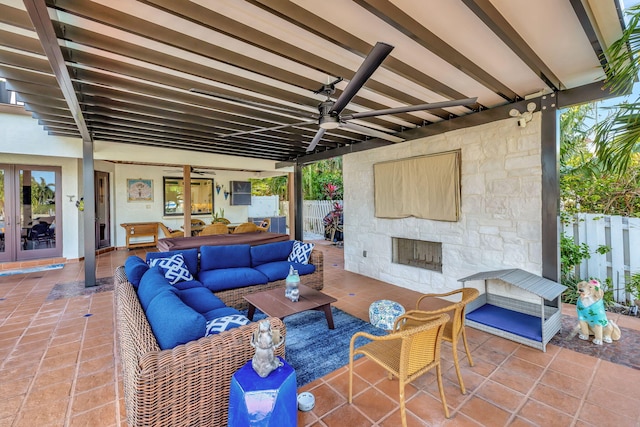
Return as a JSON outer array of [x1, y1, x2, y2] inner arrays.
[[141, 0, 441, 122], [462, 0, 561, 91], [248, 0, 478, 114], [354, 0, 516, 101], [0, 4, 36, 30], [23, 0, 91, 141]]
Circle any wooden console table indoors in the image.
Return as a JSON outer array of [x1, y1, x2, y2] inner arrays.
[[120, 222, 159, 249]]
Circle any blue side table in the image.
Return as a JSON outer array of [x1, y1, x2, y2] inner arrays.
[[228, 357, 297, 426]]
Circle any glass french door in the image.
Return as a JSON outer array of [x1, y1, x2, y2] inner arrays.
[[0, 164, 62, 262]]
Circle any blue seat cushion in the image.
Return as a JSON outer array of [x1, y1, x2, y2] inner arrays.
[[466, 304, 542, 342], [254, 261, 316, 282], [203, 306, 244, 322], [137, 267, 175, 311], [146, 248, 199, 277], [177, 287, 227, 313], [145, 290, 206, 350], [200, 244, 252, 270], [172, 279, 204, 290], [124, 256, 149, 289], [199, 268, 268, 292], [250, 240, 294, 267]]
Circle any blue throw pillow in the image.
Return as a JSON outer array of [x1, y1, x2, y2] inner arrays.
[[124, 256, 149, 289], [205, 314, 251, 336], [145, 290, 207, 350], [146, 248, 199, 277], [288, 240, 315, 264], [148, 253, 194, 285], [250, 240, 294, 267], [137, 267, 175, 311], [200, 244, 251, 270]]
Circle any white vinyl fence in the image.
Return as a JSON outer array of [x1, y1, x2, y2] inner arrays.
[[562, 213, 640, 303], [280, 200, 343, 236]]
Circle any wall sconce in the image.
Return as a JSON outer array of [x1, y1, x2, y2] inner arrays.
[[509, 102, 536, 128], [216, 183, 223, 194], [224, 190, 230, 200]]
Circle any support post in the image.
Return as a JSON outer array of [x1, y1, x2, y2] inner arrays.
[[83, 138, 96, 287], [540, 93, 560, 284], [293, 164, 303, 241]]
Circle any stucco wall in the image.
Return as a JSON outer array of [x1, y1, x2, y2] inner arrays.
[[343, 114, 543, 295]]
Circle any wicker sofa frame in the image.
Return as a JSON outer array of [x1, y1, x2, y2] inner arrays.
[[211, 248, 324, 310], [114, 266, 287, 427]]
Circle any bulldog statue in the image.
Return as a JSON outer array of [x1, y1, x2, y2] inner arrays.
[[576, 279, 621, 345]]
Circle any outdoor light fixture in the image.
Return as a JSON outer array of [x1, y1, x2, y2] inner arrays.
[[508, 102, 537, 128]]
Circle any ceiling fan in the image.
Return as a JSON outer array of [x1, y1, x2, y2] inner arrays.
[[191, 42, 477, 152], [163, 166, 216, 176]]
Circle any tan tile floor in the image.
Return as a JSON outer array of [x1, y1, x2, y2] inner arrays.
[[0, 241, 639, 426]]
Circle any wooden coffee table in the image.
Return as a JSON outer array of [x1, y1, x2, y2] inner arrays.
[[244, 285, 338, 329]]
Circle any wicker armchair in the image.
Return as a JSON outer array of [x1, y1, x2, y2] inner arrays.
[[199, 223, 229, 235], [114, 266, 286, 427], [232, 222, 258, 234], [349, 313, 450, 425], [256, 218, 270, 232], [399, 287, 479, 394], [213, 217, 231, 224], [158, 223, 184, 238]]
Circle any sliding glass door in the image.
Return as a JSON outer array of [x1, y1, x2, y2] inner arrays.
[[0, 164, 62, 262]]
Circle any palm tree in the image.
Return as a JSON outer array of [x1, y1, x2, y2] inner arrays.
[[594, 5, 640, 175]]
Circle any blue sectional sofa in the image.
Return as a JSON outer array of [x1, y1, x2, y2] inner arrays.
[[144, 240, 324, 309], [122, 239, 322, 349], [114, 239, 322, 425]]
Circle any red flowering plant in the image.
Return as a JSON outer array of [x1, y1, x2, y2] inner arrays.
[[322, 183, 343, 242]]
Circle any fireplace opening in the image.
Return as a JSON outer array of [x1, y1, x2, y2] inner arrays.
[[392, 237, 442, 272]]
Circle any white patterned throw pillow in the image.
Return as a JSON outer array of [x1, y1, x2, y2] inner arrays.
[[205, 314, 251, 336], [148, 253, 194, 285], [288, 240, 315, 264]]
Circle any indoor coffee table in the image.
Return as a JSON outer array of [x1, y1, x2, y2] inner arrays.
[[244, 285, 338, 329]]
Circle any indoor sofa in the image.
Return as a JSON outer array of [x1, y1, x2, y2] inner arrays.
[[114, 265, 286, 427]]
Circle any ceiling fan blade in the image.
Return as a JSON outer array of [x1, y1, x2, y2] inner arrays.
[[340, 122, 405, 143], [190, 88, 314, 117], [330, 42, 394, 115], [220, 120, 316, 138], [306, 128, 326, 152], [342, 97, 478, 120]]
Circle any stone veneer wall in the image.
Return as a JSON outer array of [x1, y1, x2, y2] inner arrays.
[[343, 114, 544, 296]]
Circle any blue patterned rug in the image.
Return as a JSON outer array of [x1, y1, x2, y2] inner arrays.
[[245, 306, 386, 386]]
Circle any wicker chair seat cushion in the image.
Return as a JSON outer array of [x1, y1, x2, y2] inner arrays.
[[200, 244, 251, 270], [254, 261, 316, 282], [250, 240, 294, 267], [466, 304, 542, 341], [124, 256, 149, 288], [145, 289, 207, 350], [177, 287, 227, 314], [199, 268, 268, 292], [146, 248, 199, 277]]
